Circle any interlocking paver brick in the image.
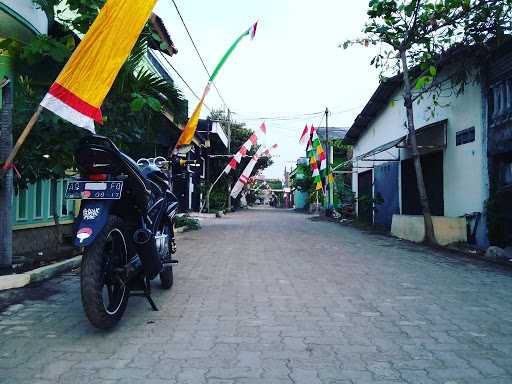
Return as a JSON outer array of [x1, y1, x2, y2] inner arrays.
[[0, 209, 511, 383]]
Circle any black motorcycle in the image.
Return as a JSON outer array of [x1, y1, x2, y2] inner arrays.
[[65, 135, 192, 329]]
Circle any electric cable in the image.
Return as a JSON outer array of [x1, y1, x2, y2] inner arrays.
[[170, 0, 230, 111], [156, 51, 211, 112]]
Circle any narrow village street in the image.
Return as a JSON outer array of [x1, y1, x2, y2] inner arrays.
[[1, 208, 512, 384]]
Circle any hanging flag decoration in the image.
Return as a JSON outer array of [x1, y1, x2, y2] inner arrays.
[[40, 0, 158, 132], [230, 144, 277, 198], [224, 123, 266, 174], [310, 126, 327, 171], [299, 124, 309, 144], [307, 138, 323, 191], [176, 21, 259, 147]]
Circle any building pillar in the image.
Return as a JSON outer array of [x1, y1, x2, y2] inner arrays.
[[0, 77, 13, 273]]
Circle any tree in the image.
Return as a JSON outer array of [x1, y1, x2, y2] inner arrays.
[[343, 0, 512, 244]]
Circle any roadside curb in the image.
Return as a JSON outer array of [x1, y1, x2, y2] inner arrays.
[[0, 255, 82, 291]]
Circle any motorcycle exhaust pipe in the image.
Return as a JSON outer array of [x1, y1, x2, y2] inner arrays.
[[133, 228, 162, 279], [125, 255, 143, 281]]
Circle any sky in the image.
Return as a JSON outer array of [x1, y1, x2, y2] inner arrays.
[[153, 0, 381, 179]]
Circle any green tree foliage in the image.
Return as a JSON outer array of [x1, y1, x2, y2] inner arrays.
[[344, 0, 512, 106], [206, 110, 273, 210], [1, 0, 187, 188]]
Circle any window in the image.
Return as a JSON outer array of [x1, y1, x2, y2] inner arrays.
[[456, 127, 475, 146], [34, 180, 43, 218], [17, 188, 28, 220]]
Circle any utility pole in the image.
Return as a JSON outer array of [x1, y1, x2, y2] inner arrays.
[[205, 117, 211, 213], [0, 78, 13, 274], [226, 109, 232, 211], [325, 107, 332, 216]]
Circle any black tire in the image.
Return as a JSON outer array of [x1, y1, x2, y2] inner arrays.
[[81, 215, 129, 329], [160, 266, 173, 289], [159, 223, 174, 289]]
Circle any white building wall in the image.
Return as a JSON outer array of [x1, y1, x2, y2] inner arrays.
[[351, 70, 487, 239]]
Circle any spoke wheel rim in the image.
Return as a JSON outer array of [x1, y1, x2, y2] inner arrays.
[[102, 228, 127, 315]]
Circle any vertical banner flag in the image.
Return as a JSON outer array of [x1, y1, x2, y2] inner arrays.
[[40, 0, 158, 132], [224, 123, 266, 174], [230, 144, 277, 198], [299, 124, 309, 144], [307, 138, 323, 191], [176, 21, 258, 147], [311, 126, 327, 171]]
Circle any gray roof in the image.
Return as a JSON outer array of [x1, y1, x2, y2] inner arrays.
[[316, 127, 349, 141]]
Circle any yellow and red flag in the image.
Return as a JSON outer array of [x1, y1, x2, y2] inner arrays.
[[40, 0, 157, 132]]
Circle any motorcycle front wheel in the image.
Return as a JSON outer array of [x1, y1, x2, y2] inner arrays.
[[80, 215, 129, 329], [159, 223, 174, 290]]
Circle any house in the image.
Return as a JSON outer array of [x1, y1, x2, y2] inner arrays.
[[486, 42, 512, 246], [343, 46, 498, 247], [0, 1, 80, 266], [289, 157, 309, 211]]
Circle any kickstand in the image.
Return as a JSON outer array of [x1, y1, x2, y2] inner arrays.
[[144, 277, 158, 311]]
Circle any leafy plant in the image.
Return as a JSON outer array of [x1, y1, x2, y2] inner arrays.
[[175, 214, 200, 231]]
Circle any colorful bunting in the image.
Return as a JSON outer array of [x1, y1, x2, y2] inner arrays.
[[307, 138, 323, 191]]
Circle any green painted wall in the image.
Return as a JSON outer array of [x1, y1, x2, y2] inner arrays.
[[12, 178, 76, 230]]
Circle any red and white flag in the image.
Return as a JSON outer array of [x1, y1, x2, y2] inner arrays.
[[230, 143, 277, 198], [224, 122, 266, 174], [299, 124, 309, 144]]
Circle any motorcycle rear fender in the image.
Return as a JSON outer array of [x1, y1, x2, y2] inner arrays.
[[74, 200, 113, 247]]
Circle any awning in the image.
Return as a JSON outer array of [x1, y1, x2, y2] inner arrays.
[[356, 136, 405, 161], [333, 119, 448, 172], [356, 119, 448, 161]]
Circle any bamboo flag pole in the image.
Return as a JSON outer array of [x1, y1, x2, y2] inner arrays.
[[1, 106, 43, 175]]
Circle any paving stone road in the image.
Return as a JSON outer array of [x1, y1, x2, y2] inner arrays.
[[1, 208, 512, 384]]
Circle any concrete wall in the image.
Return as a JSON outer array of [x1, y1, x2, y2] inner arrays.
[[13, 224, 74, 260], [391, 214, 467, 246], [351, 69, 489, 246], [293, 190, 308, 210]]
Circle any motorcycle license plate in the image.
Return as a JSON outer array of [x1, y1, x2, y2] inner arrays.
[[65, 181, 123, 200]]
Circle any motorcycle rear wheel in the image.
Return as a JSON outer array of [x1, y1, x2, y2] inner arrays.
[[81, 215, 129, 329]]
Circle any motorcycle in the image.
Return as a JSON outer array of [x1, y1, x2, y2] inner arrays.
[[65, 134, 193, 329]]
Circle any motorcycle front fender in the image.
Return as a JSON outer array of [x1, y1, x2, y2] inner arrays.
[[73, 200, 113, 247]]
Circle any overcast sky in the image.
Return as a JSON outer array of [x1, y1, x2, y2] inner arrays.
[[154, 0, 381, 179]]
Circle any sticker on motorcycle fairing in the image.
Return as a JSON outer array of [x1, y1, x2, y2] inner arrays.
[[81, 191, 92, 199], [83, 207, 101, 220], [77, 227, 93, 243]]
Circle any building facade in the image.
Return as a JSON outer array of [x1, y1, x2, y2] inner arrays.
[[344, 52, 491, 247]]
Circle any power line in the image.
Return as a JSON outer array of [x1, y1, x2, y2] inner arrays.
[[234, 111, 324, 122], [170, 0, 230, 111], [156, 51, 211, 112]]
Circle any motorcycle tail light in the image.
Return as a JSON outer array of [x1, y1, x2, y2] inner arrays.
[[88, 174, 109, 181]]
